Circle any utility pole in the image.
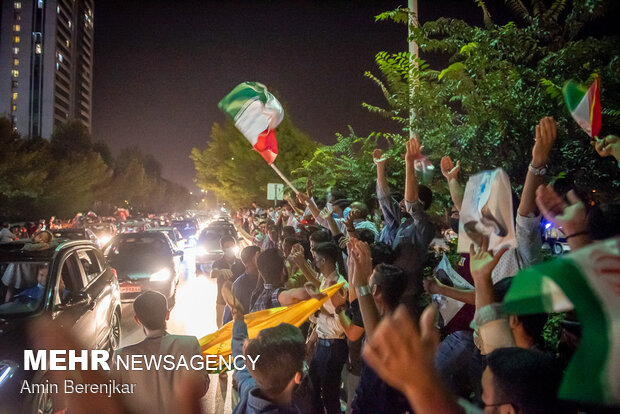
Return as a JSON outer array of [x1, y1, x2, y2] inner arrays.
[[408, 0, 419, 139]]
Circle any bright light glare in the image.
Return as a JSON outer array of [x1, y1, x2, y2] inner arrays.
[[545, 223, 552, 229], [168, 277, 218, 337], [99, 235, 111, 245], [150, 268, 171, 282], [0, 363, 14, 387], [197, 247, 208, 256], [232, 245, 239, 256]]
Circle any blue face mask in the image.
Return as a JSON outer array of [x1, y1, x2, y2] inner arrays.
[[343, 207, 351, 219]]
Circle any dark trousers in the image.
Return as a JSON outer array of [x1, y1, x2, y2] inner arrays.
[[309, 338, 348, 414]]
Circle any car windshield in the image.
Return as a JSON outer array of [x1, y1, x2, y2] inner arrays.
[[173, 221, 197, 238], [0, 260, 51, 316], [105, 236, 170, 257]]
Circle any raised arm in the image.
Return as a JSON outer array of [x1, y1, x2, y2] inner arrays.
[[519, 116, 557, 217], [375, 149, 401, 230], [440, 156, 463, 211], [290, 248, 321, 288], [350, 239, 381, 337], [404, 136, 422, 204], [423, 278, 476, 306]]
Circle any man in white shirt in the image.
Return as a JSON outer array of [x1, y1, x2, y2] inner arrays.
[[307, 242, 349, 414]]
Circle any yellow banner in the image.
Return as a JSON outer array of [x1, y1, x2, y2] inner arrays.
[[199, 282, 344, 358]]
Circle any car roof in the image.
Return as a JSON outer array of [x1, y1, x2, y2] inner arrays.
[[0, 240, 98, 261], [148, 227, 173, 231]]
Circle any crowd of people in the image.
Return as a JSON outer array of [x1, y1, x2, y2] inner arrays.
[[16, 119, 620, 414], [215, 118, 619, 413]]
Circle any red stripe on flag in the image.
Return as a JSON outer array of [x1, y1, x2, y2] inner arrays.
[[589, 76, 602, 138], [254, 128, 278, 165]]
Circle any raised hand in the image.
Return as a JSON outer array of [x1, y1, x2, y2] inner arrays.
[[362, 305, 441, 400], [305, 282, 327, 300], [222, 280, 244, 320], [535, 186, 587, 237], [331, 289, 347, 308], [469, 236, 509, 284], [423, 277, 441, 295], [350, 239, 373, 287], [532, 116, 557, 167], [405, 136, 422, 164], [440, 156, 460, 181], [591, 135, 620, 161], [306, 178, 314, 197], [297, 191, 310, 205], [373, 148, 388, 166]]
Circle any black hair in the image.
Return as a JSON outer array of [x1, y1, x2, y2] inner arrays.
[[418, 185, 433, 210], [282, 226, 296, 239], [282, 237, 301, 250], [357, 228, 376, 245], [220, 235, 236, 248], [133, 291, 168, 330], [370, 242, 395, 267], [372, 264, 407, 311], [311, 242, 339, 264], [257, 248, 285, 285], [587, 203, 620, 240], [244, 323, 305, 397], [487, 347, 562, 414], [309, 229, 331, 244], [241, 245, 261, 266]]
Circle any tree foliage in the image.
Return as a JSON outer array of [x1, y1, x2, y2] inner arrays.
[[296, 0, 620, 218], [191, 114, 318, 209], [0, 118, 192, 220]]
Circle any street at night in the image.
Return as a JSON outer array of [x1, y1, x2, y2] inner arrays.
[[1, 1, 620, 413]]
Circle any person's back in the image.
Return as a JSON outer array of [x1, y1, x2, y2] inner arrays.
[[113, 333, 204, 414], [112, 291, 207, 414]]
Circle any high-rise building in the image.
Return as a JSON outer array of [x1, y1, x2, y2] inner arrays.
[[0, 0, 94, 138]]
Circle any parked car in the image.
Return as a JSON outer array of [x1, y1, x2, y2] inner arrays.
[[542, 221, 570, 255], [195, 222, 238, 275], [103, 232, 182, 304], [148, 227, 186, 251], [89, 223, 116, 246], [52, 228, 101, 247], [0, 240, 121, 413], [117, 220, 152, 234]]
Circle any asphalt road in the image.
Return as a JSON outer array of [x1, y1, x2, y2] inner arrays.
[[118, 247, 235, 414]]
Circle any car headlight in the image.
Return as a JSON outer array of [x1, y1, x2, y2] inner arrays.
[[150, 268, 171, 282], [99, 235, 111, 245], [197, 247, 207, 256], [0, 360, 18, 388]]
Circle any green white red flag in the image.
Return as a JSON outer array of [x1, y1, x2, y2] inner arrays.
[[563, 75, 602, 138], [218, 82, 283, 164], [503, 237, 620, 405]]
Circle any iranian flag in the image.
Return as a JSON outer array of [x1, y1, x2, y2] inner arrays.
[[563, 75, 602, 138], [218, 82, 283, 164], [503, 237, 620, 405]]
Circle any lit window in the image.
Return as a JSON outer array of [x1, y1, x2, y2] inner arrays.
[[56, 62, 59, 70], [13, 24, 21, 32], [14, 36, 20, 43], [38, 0, 43, 8], [35, 44, 42, 54], [68, 21, 72, 29], [57, 5, 60, 13], [12, 104, 17, 111], [66, 39, 70, 47], [12, 93, 18, 101], [58, 53, 63, 62], [14, 2, 21, 9], [11, 69, 19, 78], [13, 47, 19, 55], [13, 58, 19, 66], [16, 15, 21, 22]]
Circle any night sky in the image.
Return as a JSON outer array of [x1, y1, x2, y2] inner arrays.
[[92, 1, 492, 190]]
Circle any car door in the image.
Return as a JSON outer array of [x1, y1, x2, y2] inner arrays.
[[53, 251, 98, 349], [77, 248, 112, 349]]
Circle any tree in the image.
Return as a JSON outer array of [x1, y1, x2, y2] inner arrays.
[[364, 0, 620, 200], [191, 114, 318, 208]]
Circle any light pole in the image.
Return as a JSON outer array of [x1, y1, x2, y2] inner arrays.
[[408, 0, 419, 139]]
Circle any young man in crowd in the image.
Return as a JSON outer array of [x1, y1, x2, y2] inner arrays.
[[222, 245, 262, 325], [211, 235, 245, 328], [112, 291, 209, 414]]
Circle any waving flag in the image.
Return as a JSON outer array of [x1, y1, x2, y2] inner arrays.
[[503, 237, 620, 405], [199, 282, 344, 364], [218, 82, 283, 164], [563, 75, 602, 138]]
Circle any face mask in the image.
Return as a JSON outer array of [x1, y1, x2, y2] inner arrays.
[[224, 247, 235, 258], [450, 218, 460, 233]]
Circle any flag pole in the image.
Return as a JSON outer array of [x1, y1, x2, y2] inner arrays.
[[270, 164, 299, 195]]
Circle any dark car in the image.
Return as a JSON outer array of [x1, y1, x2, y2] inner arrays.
[[0, 240, 121, 414], [103, 232, 182, 304], [195, 223, 238, 275], [52, 228, 100, 247], [172, 219, 200, 246]]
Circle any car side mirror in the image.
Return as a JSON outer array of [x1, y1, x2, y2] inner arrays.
[[57, 292, 90, 310]]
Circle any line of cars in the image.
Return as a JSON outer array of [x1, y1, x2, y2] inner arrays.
[[0, 214, 212, 413]]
